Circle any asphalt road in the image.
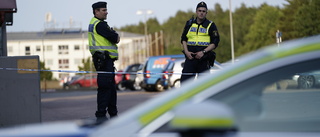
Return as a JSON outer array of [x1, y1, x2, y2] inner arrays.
[[41, 89, 161, 122]]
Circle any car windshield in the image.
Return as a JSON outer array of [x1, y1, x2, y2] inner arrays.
[[208, 59, 320, 132], [150, 58, 320, 134]]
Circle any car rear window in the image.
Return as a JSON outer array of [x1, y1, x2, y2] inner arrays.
[[146, 57, 171, 72]]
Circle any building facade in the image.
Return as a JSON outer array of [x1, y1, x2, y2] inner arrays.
[[7, 29, 147, 79]]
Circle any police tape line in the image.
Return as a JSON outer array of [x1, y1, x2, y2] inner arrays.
[[0, 67, 199, 75]]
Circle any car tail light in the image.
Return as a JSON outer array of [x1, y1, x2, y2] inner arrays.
[[146, 70, 151, 78], [163, 71, 169, 79], [125, 74, 130, 80]]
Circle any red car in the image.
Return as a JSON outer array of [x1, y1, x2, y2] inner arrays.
[[70, 72, 124, 89], [69, 74, 97, 89]]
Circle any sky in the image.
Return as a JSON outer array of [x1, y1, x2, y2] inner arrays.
[[7, 0, 287, 32]]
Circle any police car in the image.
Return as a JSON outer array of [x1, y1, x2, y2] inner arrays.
[[1, 35, 320, 137]]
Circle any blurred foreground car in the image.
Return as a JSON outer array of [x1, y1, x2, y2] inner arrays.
[[1, 35, 320, 137]]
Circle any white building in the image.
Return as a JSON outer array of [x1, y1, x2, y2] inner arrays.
[[7, 29, 147, 80]]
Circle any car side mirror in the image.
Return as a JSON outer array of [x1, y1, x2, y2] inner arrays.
[[169, 101, 237, 137]]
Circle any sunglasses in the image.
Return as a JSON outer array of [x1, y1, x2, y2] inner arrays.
[[197, 10, 207, 13]]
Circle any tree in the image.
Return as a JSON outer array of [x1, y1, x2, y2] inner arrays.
[[40, 61, 52, 80], [237, 4, 281, 55], [293, 0, 320, 37], [78, 57, 95, 72]]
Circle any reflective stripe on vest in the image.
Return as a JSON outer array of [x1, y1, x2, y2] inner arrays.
[[186, 22, 212, 46], [88, 17, 118, 59]]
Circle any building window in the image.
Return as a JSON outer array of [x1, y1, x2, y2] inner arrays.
[[8, 46, 13, 53], [46, 59, 53, 66], [46, 45, 53, 51], [58, 59, 69, 69], [58, 45, 69, 55], [74, 45, 80, 50], [36, 46, 41, 52], [25, 46, 31, 55], [74, 59, 82, 65]]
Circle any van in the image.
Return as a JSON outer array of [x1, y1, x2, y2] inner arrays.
[[140, 54, 185, 91]]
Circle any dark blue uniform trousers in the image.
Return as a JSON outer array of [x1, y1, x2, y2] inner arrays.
[[181, 59, 210, 84], [95, 58, 118, 118]]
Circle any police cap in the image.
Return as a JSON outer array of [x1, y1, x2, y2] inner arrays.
[[196, 1, 207, 9], [92, 1, 107, 10]]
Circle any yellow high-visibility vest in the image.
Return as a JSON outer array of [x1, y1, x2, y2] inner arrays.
[[88, 17, 118, 59], [186, 22, 212, 46]]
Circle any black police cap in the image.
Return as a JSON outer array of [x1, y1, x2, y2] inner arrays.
[[92, 1, 107, 10], [196, 1, 207, 9]]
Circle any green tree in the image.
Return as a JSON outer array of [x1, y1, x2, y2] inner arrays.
[[233, 4, 258, 57], [293, 0, 320, 37], [40, 61, 52, 80], [278, 0, 311, 40], [162, 10, 194, 54], [78, 57, 95, 72], [238, 4, 281, 55]]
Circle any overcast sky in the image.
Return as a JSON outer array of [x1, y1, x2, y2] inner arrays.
[[7, 0, 287, 32]]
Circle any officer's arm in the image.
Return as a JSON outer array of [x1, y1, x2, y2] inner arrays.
[[96, 22, 120, 44], [181, 21, 194, 59], [209, 22, 220, 49]]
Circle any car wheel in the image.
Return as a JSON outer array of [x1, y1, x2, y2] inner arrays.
[[173, 80, 181, 88], [117, 83, 126, 91], [155, 80, 164, 92], [72, 84, 81, 89], [298, 75, 315, 89], [132, 82, 142, 91]]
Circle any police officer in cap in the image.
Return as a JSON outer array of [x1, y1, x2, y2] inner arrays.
[[180, 1, 220, 83], [88, 1, 120, 121]]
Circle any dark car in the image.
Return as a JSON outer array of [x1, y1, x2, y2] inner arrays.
[[118, 64, 143, 91], [141, 54, 185, 91]]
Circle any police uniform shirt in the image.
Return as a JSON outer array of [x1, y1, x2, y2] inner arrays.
[[181, 18, 220, 52], [95, 17, 119, 44]]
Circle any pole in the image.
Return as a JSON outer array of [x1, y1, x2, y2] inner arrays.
[[0, 13, 8, 56], [229, 0, 235, 63]]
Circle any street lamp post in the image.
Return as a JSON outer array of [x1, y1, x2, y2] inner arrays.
[[229, 0, 235, 63], [136, 10, 153, 57]]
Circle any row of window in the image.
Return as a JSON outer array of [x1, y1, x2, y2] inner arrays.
[[8, 45, 89, 55], [43, 58, 84, 69]]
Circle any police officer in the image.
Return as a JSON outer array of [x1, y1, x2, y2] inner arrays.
[[180, 1, 220, 83], [88, 1, 120, 121]]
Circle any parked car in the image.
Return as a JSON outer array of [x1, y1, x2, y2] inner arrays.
[[61, 75, 81, 89], [166, 59, 223, 88], [69, 74, 97, 89], [292, 70, 320, 89], [115, 70, 124, 90], [141, 54, 185, 91], [165, 58, 185, 88], [118, 64, 143, 91], [1, 35, 320, 137]]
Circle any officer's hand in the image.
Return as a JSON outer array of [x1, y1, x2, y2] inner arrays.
[[186, 51, 194, 60], [195, 51, 204, 59]]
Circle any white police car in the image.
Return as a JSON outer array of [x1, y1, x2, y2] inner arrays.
[[1, 35, 320, 137]]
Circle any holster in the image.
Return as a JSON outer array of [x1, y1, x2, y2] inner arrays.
[[202, 51, 216, 67], [92, 51, 110, 71]]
